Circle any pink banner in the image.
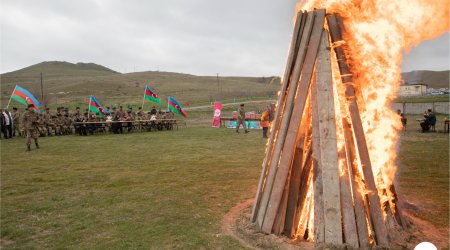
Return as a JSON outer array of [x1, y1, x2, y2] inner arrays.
[[212, 102, 222, 128]]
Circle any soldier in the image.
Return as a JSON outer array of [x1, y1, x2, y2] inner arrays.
[[150, 106, 157, 116], [55, 113, 64, 135], [63, 114, 72, 134], [137, 107, 144, 119], [37, 114, 48, 137], [116, 106, 125, 120], [43, 108, 54, 136], [125, 110, 134, 132], [23, 104, 40, 151], [12, 107, 21, 137], [236, 104, 249, 134]]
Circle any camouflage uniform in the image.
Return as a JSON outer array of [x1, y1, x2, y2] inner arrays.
[[23, 109, 39, 149], [37, 115, 48, 137], [236, 106, 249, 133], [43, 110, 55, 135], [12, 110, 21, 137], [55, 114, 64, 135], [63, 115, 72, 134]]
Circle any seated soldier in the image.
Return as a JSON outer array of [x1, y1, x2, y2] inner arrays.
[[55, 114, 64, 135], [420, 109, 437, 132], [37, 114, 48, 137], [63, 114, 73, 135], [125, 110, 133, 132]]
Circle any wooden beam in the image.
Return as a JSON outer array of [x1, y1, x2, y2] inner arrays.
[[261, 9, 326, 233], [283, 96, 312, 237], [251, 11, 306, 222], [338, 149, 359, 248], [256, 11, 316, 228], [387, 184, 407, 228], [292, 145, 313, 236], [327, 14, 389, 246], [311, 76, 324, 244], [342, 118, 371, 248], [295, 158, 314, 239], [313, 28, 343, 245]]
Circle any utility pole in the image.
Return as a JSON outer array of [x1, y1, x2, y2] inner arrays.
[[40, 72, 45, 108], [216, 73, 220, 101]]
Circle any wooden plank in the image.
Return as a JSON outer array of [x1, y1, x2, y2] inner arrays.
[[387, 185, 407, 228], [335, 14, 367, 113], [327, 14, 389, 246], [314, 28, 343, 245], [311, 77, 324, 244], [292, 146, 313, 236], [338, 149, 359, 248], [260, 9, 326, 233], [251, 11, 306, 222], [272, 181, 289, 235], [342, 118, 371, 248], [283, 96, 312, 237], [256, 11, 316, 228]]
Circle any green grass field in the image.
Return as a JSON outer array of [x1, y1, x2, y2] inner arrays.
[[1, 115, 448, 249]]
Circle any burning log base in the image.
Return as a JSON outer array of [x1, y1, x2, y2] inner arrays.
[[251, 9, 406, 248]]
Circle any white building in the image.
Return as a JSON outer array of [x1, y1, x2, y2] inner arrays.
[[398, 83, 427, 97]]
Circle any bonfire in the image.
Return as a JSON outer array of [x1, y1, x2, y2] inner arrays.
[[251, 0, 449, 248]]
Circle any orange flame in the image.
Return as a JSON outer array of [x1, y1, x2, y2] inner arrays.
[[297, 0, 449, 188]]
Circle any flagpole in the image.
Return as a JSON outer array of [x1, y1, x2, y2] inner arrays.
[[167, 96, 170, 112], [6, 85, 16, 109], [141, 86, 146, 110], [88, 96, 92, 119]]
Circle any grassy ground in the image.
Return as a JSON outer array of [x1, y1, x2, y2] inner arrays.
[[1, 115, 448, 249], [396, 115, 449, 230], [395, 95, 449, 103], [1, 127, 266, 249]]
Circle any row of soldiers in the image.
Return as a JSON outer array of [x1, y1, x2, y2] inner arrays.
[[11, 105, 175, 137]]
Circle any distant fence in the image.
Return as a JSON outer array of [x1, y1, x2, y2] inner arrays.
[[391, 102, 449, 114]]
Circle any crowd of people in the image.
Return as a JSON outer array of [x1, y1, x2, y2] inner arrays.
[[1, 105, 176, 140]]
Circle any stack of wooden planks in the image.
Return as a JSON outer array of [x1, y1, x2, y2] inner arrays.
[[250, 9, 404, 248]]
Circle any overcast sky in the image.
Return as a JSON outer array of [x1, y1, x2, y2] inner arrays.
[[1, 0, 448, 76]]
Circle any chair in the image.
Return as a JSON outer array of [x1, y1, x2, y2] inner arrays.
[[430, 124, 436, 132]]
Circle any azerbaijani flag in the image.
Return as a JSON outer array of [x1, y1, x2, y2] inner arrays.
[[168, 96, 187, 117], [89, 96, 109, 116], [10, 85, 41, 111], [144, 86, 161, 104]]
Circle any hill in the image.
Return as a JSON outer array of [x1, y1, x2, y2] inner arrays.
[[0, 62, 280, 109], [401, 70, 449, 89], [2, 61, 118, 78]]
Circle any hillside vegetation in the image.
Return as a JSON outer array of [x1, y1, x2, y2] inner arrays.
[[402, 70, 449, 89], [1, 61, 279, 108]]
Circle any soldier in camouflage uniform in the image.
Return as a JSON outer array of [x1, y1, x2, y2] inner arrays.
[[23, 104, 40, 151], [37, 114, 48, 137], [236, 104, 249, 134], [12, 107, 21, 137], [43, 108, 54, 136], [55, 114, 64, 135], [63, 114, 72, 135]]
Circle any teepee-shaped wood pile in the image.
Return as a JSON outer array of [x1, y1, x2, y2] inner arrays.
[[251, 9, 405, 248]]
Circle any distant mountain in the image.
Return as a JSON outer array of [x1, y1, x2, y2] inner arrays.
[[0, 62, 279, 108], [1, 61, 118, 77], [401, 70, 449, 89]]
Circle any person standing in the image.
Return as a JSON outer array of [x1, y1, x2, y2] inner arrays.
[[260, 105, 272, 138], [23, 104, 40, 151], [236, 104, 249, 134], [12, 107, 21, 137], [2, 108, 13, 139]]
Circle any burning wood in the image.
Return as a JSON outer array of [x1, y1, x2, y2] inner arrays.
[[251, 9, 408, 248]]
